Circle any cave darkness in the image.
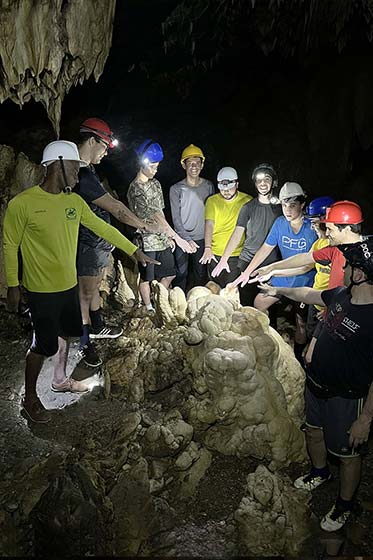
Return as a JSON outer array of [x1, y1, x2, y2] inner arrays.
[[1, 0, 373, 230]]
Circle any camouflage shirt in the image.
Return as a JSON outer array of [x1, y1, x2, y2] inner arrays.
[[127, 177, 170, 251]]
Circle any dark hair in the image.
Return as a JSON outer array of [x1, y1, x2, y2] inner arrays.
[[318, 222, 327, 232], [76, 132, 95, 146], [335, 223, 362, 234]]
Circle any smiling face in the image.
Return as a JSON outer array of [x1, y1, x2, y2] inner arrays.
[[281, 199, 304, 221], [254, 172, 273, 196], [183, 157, 203, 180]]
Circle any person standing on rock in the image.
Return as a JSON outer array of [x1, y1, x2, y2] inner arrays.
[[75, 118, 158, 368], [127, 139, 192, 312], [258, 238, 373, 532], [170, 144, 215, 292], [199, 166, 252, 288], [3, 140, 157, 423], [211, 162, 282, 305]]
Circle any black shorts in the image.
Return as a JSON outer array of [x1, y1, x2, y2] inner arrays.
[[77, 243, 111, 277], [305, 386, 366, 457], [139, 247, 176, 282], [27, 286, 82, 356]]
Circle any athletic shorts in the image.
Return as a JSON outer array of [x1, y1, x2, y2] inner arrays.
[[77, 243, 111, 277], [27, 286, 82, 356], [305, 386, 366, 457], [139, 247, 176, 282]]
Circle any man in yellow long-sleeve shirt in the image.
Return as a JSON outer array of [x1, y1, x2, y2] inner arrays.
[[3, 140, 157, 423]]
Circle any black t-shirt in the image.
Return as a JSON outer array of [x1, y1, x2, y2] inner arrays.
[[75, 166, 111, 250], [308, 287, 373, 398], [236, 199, 282, 264]]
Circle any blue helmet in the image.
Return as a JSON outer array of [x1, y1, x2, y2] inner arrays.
[[135, 139, 164, 165], [305, 196, 335, 218]]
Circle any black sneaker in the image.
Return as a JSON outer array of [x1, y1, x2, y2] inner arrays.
[[77, 343, 103, 367], [90, 325, 123, 339], [294, 470, 332, 491], [320, 503, 352, 531]]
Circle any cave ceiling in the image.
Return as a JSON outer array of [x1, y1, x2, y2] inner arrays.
[[0, 0, 116, 134]]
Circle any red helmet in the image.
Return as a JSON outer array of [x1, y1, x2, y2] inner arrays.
[[80, 118, 117, 148], [319, 200, 363, 224]]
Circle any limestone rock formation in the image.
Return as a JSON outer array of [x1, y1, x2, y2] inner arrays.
[[0, 146, 43, 298], [235, 465, 310, 556], [0, 0, 116, 132]]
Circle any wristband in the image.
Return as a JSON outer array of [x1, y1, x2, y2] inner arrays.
[[205, 246, 211, 248]]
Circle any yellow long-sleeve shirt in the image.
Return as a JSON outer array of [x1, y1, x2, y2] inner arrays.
[[3, 186, 137, 293]]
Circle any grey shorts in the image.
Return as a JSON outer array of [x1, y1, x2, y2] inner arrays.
[[305, 386, 366, 457], [77, 243, 111, 277]]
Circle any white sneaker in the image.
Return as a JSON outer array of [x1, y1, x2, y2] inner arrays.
[[320, 504, 352, 532], [294, 471, 332, 491]]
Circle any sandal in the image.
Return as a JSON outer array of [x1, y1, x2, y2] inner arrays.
[[21, 398, 51, 424], [51, 378, 89, 393]]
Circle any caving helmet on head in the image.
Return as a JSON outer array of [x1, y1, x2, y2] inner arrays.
[[338, 237, 373, 288], [320, 200, 363, 224], [41, 140, 87, 193], [135, 139, 164, 166], [217, 166, 238, 190], [251, 163, 278, 189], [80, 118, 118, 148], [305, 196, 335, 218], [279, 182, 306, 202], [180, 144, 205, 165]]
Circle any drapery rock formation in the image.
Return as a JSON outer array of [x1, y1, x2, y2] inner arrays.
[[0, 0, 116, 132]]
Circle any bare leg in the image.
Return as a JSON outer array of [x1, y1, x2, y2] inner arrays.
[[52, 337, 70, 385], [295, 312, 307, 344], [305, 426, 328, 468], [254, 293, 280, 314], [78, 275, 102, 325], [24, 350, 45, 404], [160, 275, 176, 290], [139, 280, 151, 306], [339, 456, 361, 500], [90, 270, 105, 312]]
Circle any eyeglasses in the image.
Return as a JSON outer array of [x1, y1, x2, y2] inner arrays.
[[95, 137, 109, 152], [218, 180, 237, 189]]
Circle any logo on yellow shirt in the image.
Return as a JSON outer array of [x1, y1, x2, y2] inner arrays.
[[65, 208, 77, 220]]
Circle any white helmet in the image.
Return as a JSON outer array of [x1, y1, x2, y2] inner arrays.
[[279, 182, 305, 202], [41, 140, 87, 167], [217, 166, 238, 190]]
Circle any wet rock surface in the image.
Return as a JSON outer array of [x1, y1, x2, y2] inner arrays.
[[0, 290, 373, 557]]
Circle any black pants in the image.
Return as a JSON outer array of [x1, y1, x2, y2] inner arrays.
[[173, 238, 207, 292], [207, 256, 239, 288]]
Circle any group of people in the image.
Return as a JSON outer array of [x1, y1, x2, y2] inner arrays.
[[3, 117, 373, 536]]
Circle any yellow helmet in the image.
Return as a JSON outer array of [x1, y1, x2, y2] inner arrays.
[[180, 144, 205, 164]]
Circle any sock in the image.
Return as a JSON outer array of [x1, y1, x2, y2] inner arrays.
[[146, 303, 154, 311], [80, 324, 90, 348], [335, 496, 353, 511], [294, 342, 306, 363], [90, 309, 103, 331], [310, 465, 330, 479]]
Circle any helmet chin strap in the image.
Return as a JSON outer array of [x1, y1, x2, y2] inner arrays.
[[59, 156, 72, 194]]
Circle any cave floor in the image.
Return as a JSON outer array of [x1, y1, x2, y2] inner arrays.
[[0, 305, 373, 558]]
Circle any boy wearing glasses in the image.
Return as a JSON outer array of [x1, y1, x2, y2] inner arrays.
[[199, 167, 252, 287]]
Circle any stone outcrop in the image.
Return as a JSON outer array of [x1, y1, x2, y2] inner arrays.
[[235, 465, 310, 557], [0, 0, 116, 132]]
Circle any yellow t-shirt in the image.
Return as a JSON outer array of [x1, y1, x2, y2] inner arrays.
[[3, 186, 137, 293], [311, 237, 330, 310], [205, 191, 252, 256]]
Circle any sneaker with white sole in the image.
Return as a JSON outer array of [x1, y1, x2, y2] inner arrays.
[[320, 504, 352, 532], [294, 471, 332, 491], [90, 325, 123, 339], [77, 343, 103, 367]]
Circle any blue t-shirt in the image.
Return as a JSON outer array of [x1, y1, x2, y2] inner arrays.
[[265, 216, 317, 287]]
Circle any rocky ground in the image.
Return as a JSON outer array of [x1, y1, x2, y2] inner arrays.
[[0, 302, 372, 558]]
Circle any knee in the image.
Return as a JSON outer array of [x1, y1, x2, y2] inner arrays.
[[305, 426, 324, 446], [254, 295, 268, 312]]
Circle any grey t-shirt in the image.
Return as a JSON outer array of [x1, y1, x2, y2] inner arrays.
[[169, 178, 215, 241], [237, 199, 282, 264]]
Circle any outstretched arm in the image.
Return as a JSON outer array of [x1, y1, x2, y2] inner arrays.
[[252, 250, 315, 279], [258, 283, 324, 306], [211, 226, 245, 277], [92, 192, 156, 231], [231, 243, 275, 287]]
